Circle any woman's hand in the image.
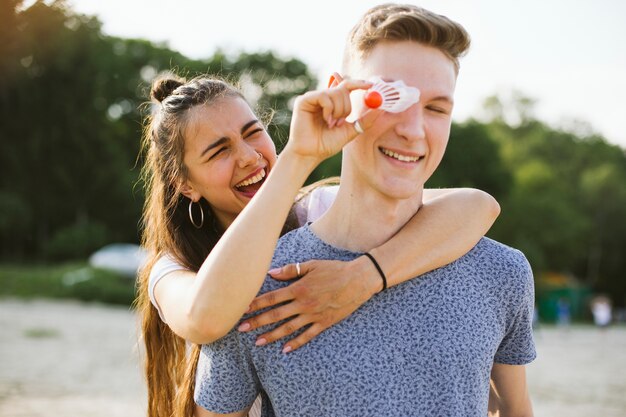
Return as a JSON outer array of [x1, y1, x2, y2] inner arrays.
[[237, 257, 382, 353], [284, 79, 380, 163]]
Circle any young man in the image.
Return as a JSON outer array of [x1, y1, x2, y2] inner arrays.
[[194, 4, 536, 416]]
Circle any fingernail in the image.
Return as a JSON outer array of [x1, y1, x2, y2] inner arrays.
[[238, 322, 251, 332], [282, 345, 292, 354], [268, 268, 281, 275], [328, 75, 336, 88], [255, 338, 267, 346]]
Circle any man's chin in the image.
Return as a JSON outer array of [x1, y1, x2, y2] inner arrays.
[[374, 182, 424, 201]]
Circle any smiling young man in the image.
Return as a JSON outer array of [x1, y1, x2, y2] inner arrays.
[[194, 4, 536, 416]]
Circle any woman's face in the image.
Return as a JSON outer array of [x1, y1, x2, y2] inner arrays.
[[181, 97, 277, 228]]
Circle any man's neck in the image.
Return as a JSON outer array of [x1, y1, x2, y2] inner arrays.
[[311, 178, 423, 252]]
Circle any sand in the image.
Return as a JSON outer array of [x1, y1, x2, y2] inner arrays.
[[0, 299, 144, 417], [1, 298, 625, 416]]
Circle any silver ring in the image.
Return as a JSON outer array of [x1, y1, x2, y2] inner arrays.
[[354, 119, 364, 134], [296, 262, 301, 277]]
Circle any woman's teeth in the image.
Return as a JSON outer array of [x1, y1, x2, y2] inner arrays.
[[380, 148, 421, 162], [236, 169, 266, 188]]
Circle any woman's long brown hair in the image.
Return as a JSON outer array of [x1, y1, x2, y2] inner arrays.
[[136, 74, 297, 417]]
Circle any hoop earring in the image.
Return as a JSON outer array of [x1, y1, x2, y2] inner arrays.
[[188, 200, 204, 229]]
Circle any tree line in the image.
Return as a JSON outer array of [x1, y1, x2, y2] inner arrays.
[[2, 1, 625, 310]]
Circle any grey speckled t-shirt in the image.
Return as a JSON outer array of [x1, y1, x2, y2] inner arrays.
[[195, 225, 536, 417]]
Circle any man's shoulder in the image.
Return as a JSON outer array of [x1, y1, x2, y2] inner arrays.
[[471, 237, 531, 271], [277, 225, 309, 245], [467, 237, 534, 294], [265, 225, 359, 294], [274, 225, 316, 259], [274, 224, 356, 262]]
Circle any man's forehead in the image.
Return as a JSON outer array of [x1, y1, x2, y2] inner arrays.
[[352, 41, 457, 97]]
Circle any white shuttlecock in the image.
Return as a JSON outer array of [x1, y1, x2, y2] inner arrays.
[[363, 77, 420, 113]]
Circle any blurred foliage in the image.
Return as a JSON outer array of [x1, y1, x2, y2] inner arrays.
[[44, 218, 109, 260], [1, 1, 625, 309], [0, 262, 135, 305], [482, 96, 626, 310], [0, 0, 316, 262]]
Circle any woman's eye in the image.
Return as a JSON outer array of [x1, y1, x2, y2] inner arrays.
[[209, 147, 226, 160]]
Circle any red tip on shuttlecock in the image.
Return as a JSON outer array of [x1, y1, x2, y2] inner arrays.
[[362, 77, 420, 113], [364, 91, 383, 109]]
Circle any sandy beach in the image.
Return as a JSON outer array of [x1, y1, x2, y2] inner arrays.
[[1, 298, 625, 416], [0, 299, 144, 417]]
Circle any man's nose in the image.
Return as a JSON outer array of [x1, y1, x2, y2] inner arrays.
[[394, 105, 425, 143]]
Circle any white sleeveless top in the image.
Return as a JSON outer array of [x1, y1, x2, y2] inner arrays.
[[148, 185, 339, 323]]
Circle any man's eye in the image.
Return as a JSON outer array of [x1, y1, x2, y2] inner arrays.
[[428, 106, 449, 115]]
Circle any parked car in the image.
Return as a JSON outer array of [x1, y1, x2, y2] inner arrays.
[[88, 243, 147, 278]]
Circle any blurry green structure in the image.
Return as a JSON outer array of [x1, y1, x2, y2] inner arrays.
[[536, 272, 592, 323]]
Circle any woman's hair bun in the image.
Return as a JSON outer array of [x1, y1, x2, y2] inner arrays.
[[151, 74, 185, 103]]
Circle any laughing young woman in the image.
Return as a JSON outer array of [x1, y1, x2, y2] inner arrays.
[[136, 74, 499, 417]]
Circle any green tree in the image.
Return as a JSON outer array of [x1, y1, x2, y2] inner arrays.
[[0, 0, 315, 260], [483, 92, 626, 307], [428, 120, 512, 201], [580, 162, 626, 304]]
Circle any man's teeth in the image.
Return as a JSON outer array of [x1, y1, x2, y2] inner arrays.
[[236, 170, 266, 188], [381, 148, 421, 162]]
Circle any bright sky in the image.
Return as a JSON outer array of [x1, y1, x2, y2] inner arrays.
[[47, 0, 626, 147]]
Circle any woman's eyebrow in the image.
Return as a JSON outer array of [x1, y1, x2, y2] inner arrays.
[[200, 120, 260, 157], [200, 136, 229, 157], [241, 119, 260, 134]]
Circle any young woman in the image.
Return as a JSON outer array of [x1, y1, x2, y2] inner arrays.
[[136, 74, 499, 417]]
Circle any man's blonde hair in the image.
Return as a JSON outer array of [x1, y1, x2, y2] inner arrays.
[[343, 3, 471, 75]]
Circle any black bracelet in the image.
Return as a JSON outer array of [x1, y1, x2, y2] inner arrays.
[[363, 252, 387, 292]]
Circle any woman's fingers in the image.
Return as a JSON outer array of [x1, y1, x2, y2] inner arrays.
[[247, 286, 294, 314], [255, 316, 312, 348], [342, 87, 352, 120], [327, 79, 379, 136], [245, 258, 372, 352], [316, 93, 335, 128], [302, 78, 373, 129], [268, 262, 306, 280], [325, 84, 354, 126], [239, 301, 299, 332], [327, 72, 344, 88], [352, 108, 383, 135], [338, 78, 372, 91], [329, 79, 371, 111], [332, 72, 344, 85], [331, 90, 345, 122], [281, 324, 325, 353], [329, 86, 351, 123], [249, 260, 317, 313], [333, 90, 351, 128]]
